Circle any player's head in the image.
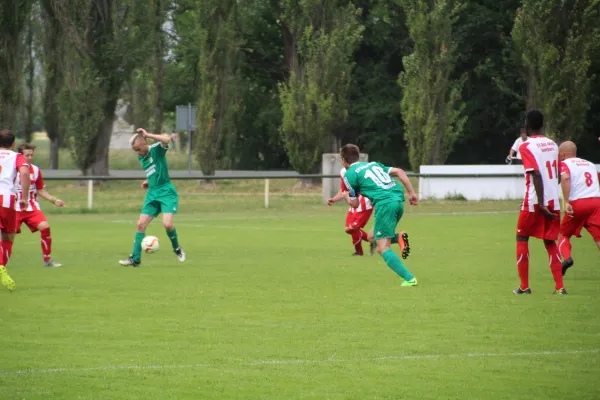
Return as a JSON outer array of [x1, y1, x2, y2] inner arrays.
[[558, 141, 577, 161], [340, 144, 360, 167], [525, 110, 544, 135], [17, 143, 36, 163], [0, 129, 16, 150], [129, 133, 149, 157], [520, 127, 528, 140]]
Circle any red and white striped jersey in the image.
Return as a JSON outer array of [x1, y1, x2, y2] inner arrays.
[[519, 136, 561, 211], [340, 168, 373, 213], [0, 150, 28, 209], [560, 157, 600, 202], [15, 164, 45, 212]]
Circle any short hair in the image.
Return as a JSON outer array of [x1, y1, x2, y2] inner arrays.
[[0, 130, 15, 148], [129, 134, 145, 147], [340, 144, 360, 164], [526, 110, 544, 132], [18, 143, 36, 154]]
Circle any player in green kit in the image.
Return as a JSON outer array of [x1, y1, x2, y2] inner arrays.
[[340, 144, 418, 286], [119, 128, 185, 267]]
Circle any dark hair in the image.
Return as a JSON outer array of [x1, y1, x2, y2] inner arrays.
[[0, 130, 16, 148], [525, 110, 544, 132], [17, 143, 36, 154], [340, 144, 360, 164]]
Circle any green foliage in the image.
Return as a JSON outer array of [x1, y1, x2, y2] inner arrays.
[[400, 0, 467, 171], [279, 0, 364, 174], [192, 0, 243, 175], [513, 0, 600, 141]]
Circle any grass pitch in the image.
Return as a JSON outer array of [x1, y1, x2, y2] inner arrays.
[[1, 196, 599, 399]]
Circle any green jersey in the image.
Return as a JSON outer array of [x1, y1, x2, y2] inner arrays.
[[139, 142, 171, 188], [343, 161, 404, 206]]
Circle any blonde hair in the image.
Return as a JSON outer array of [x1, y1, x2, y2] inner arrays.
[[129, 134, 145, 147]]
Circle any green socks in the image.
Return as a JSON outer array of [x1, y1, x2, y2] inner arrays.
[[166, 228, 180, 250], [382, 249, 414, 281], [132, 232, 145, 262], [391, 234, 399, 244]]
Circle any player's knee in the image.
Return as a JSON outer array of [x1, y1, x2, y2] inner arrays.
[[136, 220, 149, 232], [163, 221, 175, 231], [37, 221, 49, 231], [596, 241, 600, 250], [344, 226, 355, 234]]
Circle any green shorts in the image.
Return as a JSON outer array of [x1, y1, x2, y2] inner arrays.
[[141, 183, 179, 217], [373, 201, 404, 240]]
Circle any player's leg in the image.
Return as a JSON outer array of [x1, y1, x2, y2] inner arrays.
[[34, 218, 62, 267], [343, 211, 361, 255], [119, 213, 154, 266], [514, 208, 540, 294], [0, 224, 15, 291], [374, 202, 416, 286], [544, 210, 565, 295], [159, 185, 185, 261]]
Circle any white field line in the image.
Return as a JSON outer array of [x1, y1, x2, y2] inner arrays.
[[1, 348, 597, 376]]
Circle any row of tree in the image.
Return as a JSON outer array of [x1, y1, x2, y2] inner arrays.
[[1, 0, 599, 174]]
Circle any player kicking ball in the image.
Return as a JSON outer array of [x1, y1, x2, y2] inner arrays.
[[15, 144, 65, 267], [119, 128, 185, 267], [327, 167, 375, 256], [513, 110, 566, 295], [340, 144, 418, 287], [557, 141, 600, 275]]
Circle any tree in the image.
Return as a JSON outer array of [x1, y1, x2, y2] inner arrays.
[[399, 0, 466, 170], [0, 0, 32, 130], [513, 0, 600, 141], [192, 0, 243, 175], [55, 0, 152, 175], [278, 0, 364, 174]]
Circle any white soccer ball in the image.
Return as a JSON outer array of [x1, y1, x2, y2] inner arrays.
[[141, 236, 160, 253]]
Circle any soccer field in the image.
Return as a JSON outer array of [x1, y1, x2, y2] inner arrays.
[[1, 199, 599, 399]]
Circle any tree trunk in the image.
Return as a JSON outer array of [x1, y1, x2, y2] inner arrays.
[[49, 137, 60, 170], [24, 14, 35, 144], [154, 0, 164, 134], [282, 24, 299, 74]]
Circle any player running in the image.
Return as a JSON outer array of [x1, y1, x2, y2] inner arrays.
[[557, 141, 600, 275], [0, 130, 30, 291], [15, 143, 66, 267], [513, 110, 565, 295], [327, 167, 375, 256], [119, 128, 185, 267], [340, 144, 418, 287]]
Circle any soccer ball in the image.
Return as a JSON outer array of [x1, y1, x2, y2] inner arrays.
[[141, 236, 160, 253]]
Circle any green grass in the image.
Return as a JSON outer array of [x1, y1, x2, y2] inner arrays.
[[1, 198, 599, 399]]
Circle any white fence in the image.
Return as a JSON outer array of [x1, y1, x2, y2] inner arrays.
[[43, 164, 600, 208], [419, 165, 600, 201]]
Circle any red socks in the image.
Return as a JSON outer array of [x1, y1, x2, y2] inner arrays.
[[545, 241, 564, 290], [516, 241, 530, 290], [2, 240, 13, 266], [350, 230, 363, 255], [558, 236, 572, 260], [359, 229, 370, 242], [41, 228, 52, 262]]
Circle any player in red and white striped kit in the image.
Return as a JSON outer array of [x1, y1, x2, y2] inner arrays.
[[514, 110, 566, 295], [0, 130, 31, 291], [556, 141, 600, 276], [327, 168, 375, 256], [15, 144, 66, 268]]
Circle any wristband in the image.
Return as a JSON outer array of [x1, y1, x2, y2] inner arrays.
[[49, 196, 58, 204]]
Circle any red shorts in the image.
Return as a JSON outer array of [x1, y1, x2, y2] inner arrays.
[[0, 206, 18, 234], [560, 197, 600, 242], [17, 210, 47, 234], [345, 208, 373, 229], [517, 204, 560, 241]]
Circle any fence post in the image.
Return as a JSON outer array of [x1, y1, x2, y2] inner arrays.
[[88, 179, 93, 209], [264, 179, 270, 209]]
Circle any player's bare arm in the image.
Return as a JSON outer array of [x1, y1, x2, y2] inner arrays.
[[531, 170, 556, 219], [37, 188, 66, 208], [141, 180, 149, 190], [343, 191, 360, 208], [136, 128, 171, 146], [560, 172, 574, 216], [389, 167, 418, 205], [327, 189, 345, 206], [18, 164, 31, 210]]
